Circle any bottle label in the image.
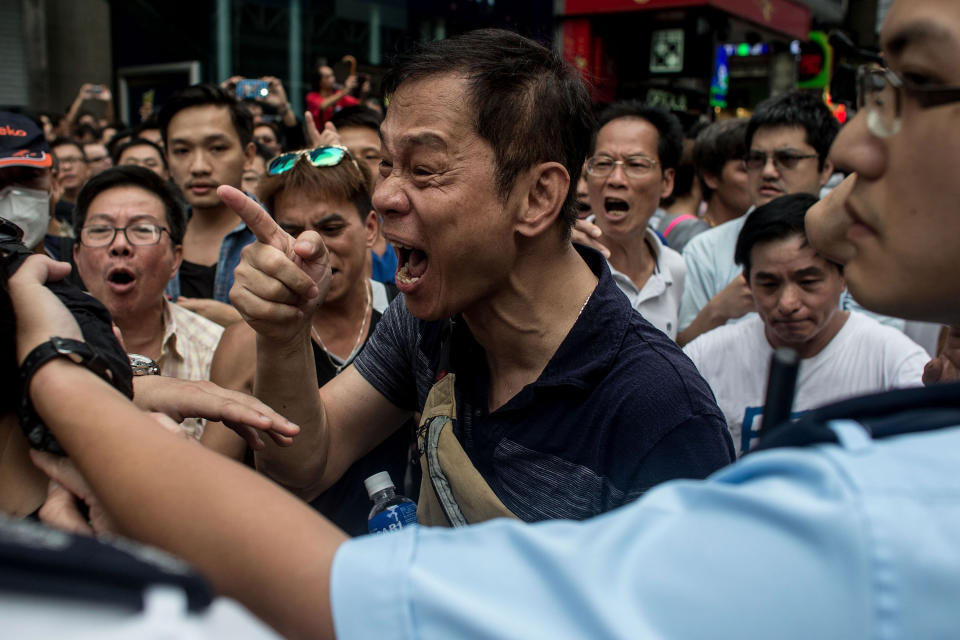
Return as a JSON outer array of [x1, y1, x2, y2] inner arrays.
[[368, 502, 418, 534]]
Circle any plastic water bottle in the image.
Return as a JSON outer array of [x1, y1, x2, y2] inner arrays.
[[365, 471, 418, 534]]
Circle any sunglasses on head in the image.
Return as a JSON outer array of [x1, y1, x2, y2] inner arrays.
[[266, 145, 360, 176]]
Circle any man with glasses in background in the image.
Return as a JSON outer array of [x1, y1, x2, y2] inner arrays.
[[677, 91, 838, 345], [584, 101, 687, 340], [73, 165, 223, 438]]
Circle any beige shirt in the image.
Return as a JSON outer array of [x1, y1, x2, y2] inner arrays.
[[158, 299, 225, 438]]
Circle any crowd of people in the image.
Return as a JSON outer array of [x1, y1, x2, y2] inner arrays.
[[2, 0, 960, 635]]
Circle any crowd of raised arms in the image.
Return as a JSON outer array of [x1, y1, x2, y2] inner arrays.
[[1, 0, 960, 637]]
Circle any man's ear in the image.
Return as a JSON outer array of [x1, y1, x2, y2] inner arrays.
[[659, 167, 676, 200], [169, 244, 184, 280], [702, 170, 720, 191], [243, 141, 257, 164], [818, 158, 835, 188], [363, 209, 378, 249], [743, 268, 753, 291], [515, 162, 569, 239]]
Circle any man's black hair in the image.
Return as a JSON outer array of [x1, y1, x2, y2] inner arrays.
[[381, 28, 595, 235], [50, 137, 86, 159], [134, 115, 160, 137], [111, 137, 168, 169], [745, 91, 840, 171], [329, 105, 383, 133], [74, 166, 187, 245], [106, 128, 134, 157], [75, 123, 101, 142], [694, 119, 748, 201], [735, 192, 836, 277], [594, 101, 684, 171], [157, 84, 254, 148]]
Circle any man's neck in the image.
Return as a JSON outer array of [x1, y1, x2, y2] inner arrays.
[[182, 202, 242, 265], [312, 280, 372, 359], [188, 201, 241, 230], [705, 197, 747, 227], [462, 241, 598, 412], [602, 230, 656, 289], [114, 299, 166, 361], [666, 195, 699, 216], [62, 188, 80, 204], [766, 310, 850, 360]]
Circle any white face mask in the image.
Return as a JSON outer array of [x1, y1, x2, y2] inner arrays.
[[0, 185, 51, 249]]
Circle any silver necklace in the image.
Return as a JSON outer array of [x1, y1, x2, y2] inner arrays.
[[310, 282, 372, 375]]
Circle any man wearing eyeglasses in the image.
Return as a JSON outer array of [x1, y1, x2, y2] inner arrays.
[[677, 91, 839, 346], [72, 165, 223, 437], [584, 101, 687, 340]]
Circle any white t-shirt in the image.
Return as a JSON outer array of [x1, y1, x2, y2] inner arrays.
[[684, 312, 929, 455], [607, 229, 685, 339]]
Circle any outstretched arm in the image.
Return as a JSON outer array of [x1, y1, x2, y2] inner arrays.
[[11, 254, 345, 640]]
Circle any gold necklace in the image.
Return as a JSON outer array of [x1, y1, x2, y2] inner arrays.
[[310, 281, 372, 375]]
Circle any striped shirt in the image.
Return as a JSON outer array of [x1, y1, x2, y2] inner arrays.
[[159, 299, 224, 438]]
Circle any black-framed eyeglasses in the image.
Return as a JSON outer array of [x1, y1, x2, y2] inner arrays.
[[79, 223, 169, 248], [743, 150, 819, 172], [857, 65, 960, 138], [585, 155, 659, 179], [266, 145, 360, 176]]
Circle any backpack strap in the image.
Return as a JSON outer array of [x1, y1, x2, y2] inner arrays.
[[663, 214, 697, 238]]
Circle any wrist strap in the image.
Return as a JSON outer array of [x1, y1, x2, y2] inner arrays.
[[19, 337, 114, 454]]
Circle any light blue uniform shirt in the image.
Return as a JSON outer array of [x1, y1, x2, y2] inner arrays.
[[332, 420, 960, 639]]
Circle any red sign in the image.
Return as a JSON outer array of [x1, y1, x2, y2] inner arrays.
[[562, 0, 811, 41], [562, 19, 617, 103]]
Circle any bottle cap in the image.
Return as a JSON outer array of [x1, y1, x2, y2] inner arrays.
[[364, 471, 395, 498]]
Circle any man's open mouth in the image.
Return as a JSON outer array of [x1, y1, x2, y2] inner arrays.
[[604, 197, 630, 217], [395, 242, 428, 285], [107, 266, 137, 289]]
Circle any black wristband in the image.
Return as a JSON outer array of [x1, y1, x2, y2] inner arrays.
[[19, 337, 115, 454]]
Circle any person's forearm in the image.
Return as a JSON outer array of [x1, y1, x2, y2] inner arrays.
[[253, 332, 332, 496], [65, 94, 85, 127], [31, 360, 345, 640], [280, 104, 299, 128], [318, 90, 347, 111], [676, 303, 728, 347]]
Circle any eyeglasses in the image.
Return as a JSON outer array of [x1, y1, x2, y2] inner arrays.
[[857, 65, 960, 138], [57, 156, 85, 167], [79, 223, 168, 247], [266, 145, 360, 176], [743, 150, 819, 172], [585, 155, 659, 179]]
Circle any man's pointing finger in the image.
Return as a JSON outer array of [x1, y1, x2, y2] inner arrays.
[[218, 185, 289, 250]]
